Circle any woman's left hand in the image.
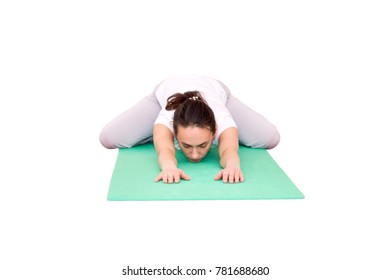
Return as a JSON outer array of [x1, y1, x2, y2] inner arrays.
[[214, 167, 244, 183]]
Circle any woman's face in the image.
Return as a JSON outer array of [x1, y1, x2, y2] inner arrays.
[[176, 125, 215, 162]]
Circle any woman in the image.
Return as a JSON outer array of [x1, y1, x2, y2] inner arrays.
[[100, 74, 280, 184]]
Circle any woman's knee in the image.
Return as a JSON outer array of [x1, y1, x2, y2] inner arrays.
[[266, 130, 280, 149], [243, 128, 280, 149], [99, 127, 117, 149]]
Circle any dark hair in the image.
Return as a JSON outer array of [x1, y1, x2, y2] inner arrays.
[[165, 91, 216, 135]]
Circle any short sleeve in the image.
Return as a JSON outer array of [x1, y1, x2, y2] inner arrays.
[[154, 109, 174, 134]]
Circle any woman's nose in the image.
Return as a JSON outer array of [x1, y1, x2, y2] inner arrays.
[[191, 149, 200, 159]]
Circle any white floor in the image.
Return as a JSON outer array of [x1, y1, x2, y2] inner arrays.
[[1, 1, 389, 279]]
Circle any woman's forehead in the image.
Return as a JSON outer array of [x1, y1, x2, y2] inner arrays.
[[176, 126, 213, 144]]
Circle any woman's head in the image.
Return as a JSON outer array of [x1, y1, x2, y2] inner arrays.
[[165, 91, 216, 162]]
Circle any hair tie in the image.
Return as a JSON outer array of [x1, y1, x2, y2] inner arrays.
[[189, 96, 199, 101]]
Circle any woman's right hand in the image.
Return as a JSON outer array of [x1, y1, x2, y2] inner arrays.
[[154, 168, 190, 184]]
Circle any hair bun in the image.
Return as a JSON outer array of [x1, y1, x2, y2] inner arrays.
[[165, 91, 206, 111]]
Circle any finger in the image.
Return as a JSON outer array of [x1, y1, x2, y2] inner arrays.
[[168, 174, 174, 184], [180, 170, 191, 181], [240, 173, 245, 182], [214, 171, 223, 181], [229, 172, 235, 184], [235, 173, 240, 183], [163, 174, 169, 184], [174, 173, 180, 183], [154, 175, 161, 182], [222, 171, 229, 183]]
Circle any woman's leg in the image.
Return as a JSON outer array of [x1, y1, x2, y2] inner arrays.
[[99, 93, 161, 149], [219, 80, 280, 149]]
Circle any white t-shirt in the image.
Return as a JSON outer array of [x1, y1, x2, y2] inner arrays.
[[154, 74, 237, 144]]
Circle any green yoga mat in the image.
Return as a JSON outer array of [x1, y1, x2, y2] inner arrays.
[[107, 143, 304, 201]]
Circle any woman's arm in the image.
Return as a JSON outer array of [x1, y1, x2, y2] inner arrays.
[[214, 127, 244, 183], [153, 124, 190, 183]]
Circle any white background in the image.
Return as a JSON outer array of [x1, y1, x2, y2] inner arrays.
[[1, 1, 389, 279]]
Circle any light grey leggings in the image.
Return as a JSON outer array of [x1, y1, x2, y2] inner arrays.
[[99, 81, 280, 149]]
